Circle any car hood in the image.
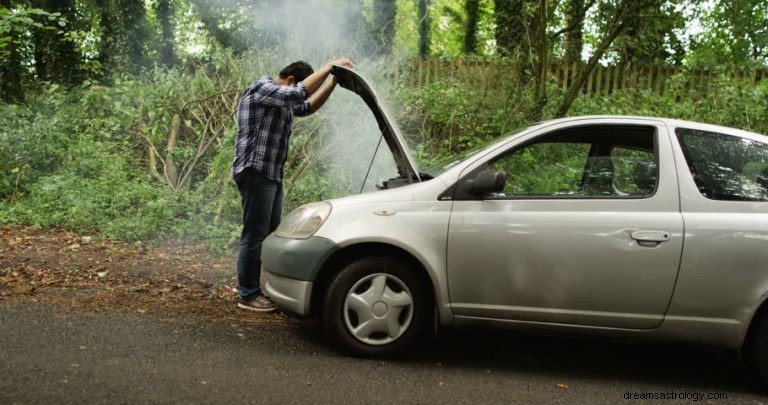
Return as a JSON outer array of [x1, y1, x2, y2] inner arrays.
[[331, 65, 421, 182]]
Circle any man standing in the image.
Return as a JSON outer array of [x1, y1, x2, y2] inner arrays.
[[232, 58, 354, 312]]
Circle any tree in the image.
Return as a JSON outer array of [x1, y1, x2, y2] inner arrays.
[[609, 1, 685, 66], [372, 0, 396, 56], [418, 0, 430, 58], [464, 0, 480, 54], [155, 0, 177, 67], [118, 0, 149, 73], [564, 0, 586, 63], [529, 0, 547, 120], [1, 0, 25, 103], [30, 0, 83, 86], [93, 0, 150, 78], [555, 0, 661, 118], [688, 0, 768, 67], [1, 2, 66, 102], [189, 0, 246, 53], [493, 0, 528, 57]]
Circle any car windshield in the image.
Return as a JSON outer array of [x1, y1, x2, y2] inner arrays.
[[422, 127, 528, 177]]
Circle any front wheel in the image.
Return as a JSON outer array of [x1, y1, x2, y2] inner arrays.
[[322, 256, 432, 356]]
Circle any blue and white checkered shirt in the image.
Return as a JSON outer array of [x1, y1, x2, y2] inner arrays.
[[232, 75, 311, 181]]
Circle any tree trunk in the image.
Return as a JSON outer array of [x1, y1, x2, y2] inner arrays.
[[564, 0, 585, 63], [156, 0, 177, 67], [464, 0, 480, 54], [165, 114, 181, 188], [0, 0, 24, 103], [529, 0, 548, 121], [372, 0, 396, 56], [493, 0, 526, 57], [418, 0, 430, 58], [117, 0, 149, 73], [95, 0, 117, 81]]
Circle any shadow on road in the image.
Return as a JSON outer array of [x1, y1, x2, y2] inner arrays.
[[291, 318, 764, 395]]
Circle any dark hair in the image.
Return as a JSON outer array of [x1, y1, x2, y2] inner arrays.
[[279, 61, 314, 83]]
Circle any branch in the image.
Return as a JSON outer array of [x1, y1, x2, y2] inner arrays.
[[554, 0, 655, 117], [549, 0, 598, 39], [180, 90, 241, 114]]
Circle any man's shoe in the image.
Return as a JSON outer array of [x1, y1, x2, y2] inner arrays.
[[237, 295, 277, 312]]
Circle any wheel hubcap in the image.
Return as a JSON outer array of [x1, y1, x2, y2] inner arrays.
[[343, 273, 414, 345]]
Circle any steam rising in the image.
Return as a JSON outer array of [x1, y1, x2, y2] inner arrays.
[[198, 0, 408, 201]]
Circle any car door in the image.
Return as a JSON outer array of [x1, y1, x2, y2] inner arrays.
[[446, 120, 684, 329]]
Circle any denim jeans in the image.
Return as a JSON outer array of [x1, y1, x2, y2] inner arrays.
[[234, 168, 283, 299]]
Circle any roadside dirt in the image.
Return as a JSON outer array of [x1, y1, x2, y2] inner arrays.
[[0, 227, 290, 325]]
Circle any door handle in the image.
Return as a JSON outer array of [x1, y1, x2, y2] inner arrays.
[[631, 230, 671, 243]]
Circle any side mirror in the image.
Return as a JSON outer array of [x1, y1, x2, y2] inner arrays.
[[464, 170, 506, 195]]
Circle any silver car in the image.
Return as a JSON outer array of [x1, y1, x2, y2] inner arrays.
[[263, 66, 768, 383]]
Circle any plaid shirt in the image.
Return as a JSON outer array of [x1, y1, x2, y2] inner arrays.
[[232, 75, 311, 181]]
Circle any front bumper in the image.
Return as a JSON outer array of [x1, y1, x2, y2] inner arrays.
[[265, 272, 313, 315], [262, 234, 339, 315]]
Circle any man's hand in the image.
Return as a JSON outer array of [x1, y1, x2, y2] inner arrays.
[[331, 58, 354, 69], [303, 58, 354, 95]]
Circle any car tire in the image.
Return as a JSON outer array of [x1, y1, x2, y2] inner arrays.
[[322, 255, 432, 356], [745, 312, 768, 388]]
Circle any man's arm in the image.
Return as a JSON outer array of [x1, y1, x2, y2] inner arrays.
[[301, 58, 354, 95], [292, 77, 338, 117], [308, 77, 338, 114]]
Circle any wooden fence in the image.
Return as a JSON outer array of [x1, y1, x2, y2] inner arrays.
[[396, 58, 768, 97]]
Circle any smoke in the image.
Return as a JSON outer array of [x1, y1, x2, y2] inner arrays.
[[192, 0, 373, 62], [193, 0, 409, 202], [260, 0, 371, 62], [288, 64, 403, 202], [237, 1, 408, 199]]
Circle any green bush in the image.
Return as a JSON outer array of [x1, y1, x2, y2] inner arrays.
[[2, 53, 767, 252]]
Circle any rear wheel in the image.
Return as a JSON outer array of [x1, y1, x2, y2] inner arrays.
[[745, 313, 768, 388], [322, 256, 432, 356]]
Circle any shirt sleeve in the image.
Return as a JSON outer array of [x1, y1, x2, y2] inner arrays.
[[292, 100, 312, 117], [250, 78, 309, 107]]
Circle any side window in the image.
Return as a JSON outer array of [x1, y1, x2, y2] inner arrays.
[[489, 142, 590, 196], [486, 125, 657, 198], [612, 146, 657, 196], [676, 128, 768, 201]]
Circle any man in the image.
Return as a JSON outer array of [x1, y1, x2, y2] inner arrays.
[[232, 58, 354, 312]]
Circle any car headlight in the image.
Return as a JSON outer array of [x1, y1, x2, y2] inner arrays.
[[274, 202, 332, 239]]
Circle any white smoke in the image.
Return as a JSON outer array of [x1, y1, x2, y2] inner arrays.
[[203, 0, 409, 200]]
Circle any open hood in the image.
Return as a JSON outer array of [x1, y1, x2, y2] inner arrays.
[[331, 65, 421, 183]]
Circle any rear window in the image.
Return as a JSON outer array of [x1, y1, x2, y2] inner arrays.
[[676, 128, 768, 201]]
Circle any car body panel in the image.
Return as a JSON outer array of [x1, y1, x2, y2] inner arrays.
[[261, 235, 338, 281], [265, 271, 313, 315], [662, 121, 768, 346], [314, 179, 457, 323]]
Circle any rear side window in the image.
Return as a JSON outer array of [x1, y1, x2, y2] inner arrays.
[[676, 128, 768, 201]]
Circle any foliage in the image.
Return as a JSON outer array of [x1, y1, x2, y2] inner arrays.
[[2, 0, 768, 252], [0, 6, 62, 52], [568, 72, 768, 135], [686, 0, 768, 68]]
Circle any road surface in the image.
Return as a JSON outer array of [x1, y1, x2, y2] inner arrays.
[[0, 300, 765, 404]]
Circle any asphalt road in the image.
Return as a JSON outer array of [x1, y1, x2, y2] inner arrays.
[[1, 300, 766, 404]]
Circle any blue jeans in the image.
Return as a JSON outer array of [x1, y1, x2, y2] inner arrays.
[[234, 168, 283, 299]]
